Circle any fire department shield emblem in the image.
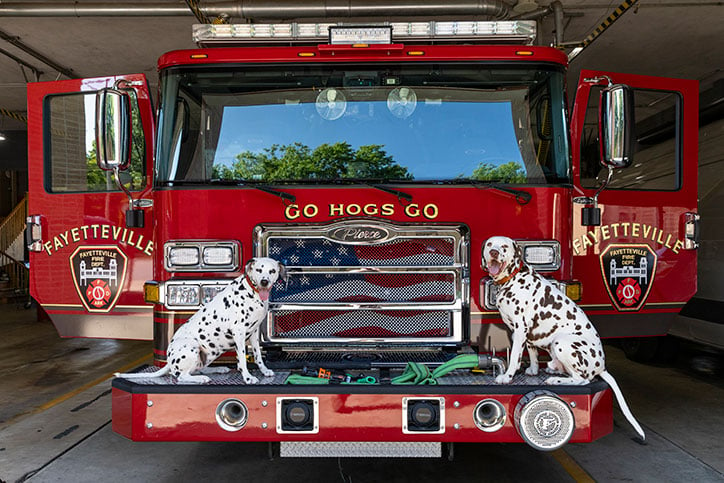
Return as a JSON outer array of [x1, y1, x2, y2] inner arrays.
[[69, 246, 128, 313], [600, 244, 657, 311]]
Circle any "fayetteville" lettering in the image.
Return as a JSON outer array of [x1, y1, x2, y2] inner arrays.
[[573, 222, 683, 255], [43, 224, 153, 256]]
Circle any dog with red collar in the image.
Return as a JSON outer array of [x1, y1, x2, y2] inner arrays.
[[483, 236, 645, 440], [116, 257, 287, 384]]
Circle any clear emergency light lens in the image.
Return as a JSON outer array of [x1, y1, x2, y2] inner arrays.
[[168, 247, 200, 266], [167, 285, 200, 306], [524, 246, 555, 265], [516, 241, 560, 271], [203, 246, 234, 266], [193, 21, 536, 46]]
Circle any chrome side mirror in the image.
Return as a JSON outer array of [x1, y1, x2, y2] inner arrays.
[[95, 88, 132, 171], [599, 84, 634, 169]]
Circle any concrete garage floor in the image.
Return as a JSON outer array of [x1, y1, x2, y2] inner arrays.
[[0, 305, 723, 482]]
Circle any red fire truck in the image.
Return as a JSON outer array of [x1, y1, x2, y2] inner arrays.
[[26, 21, 699, 456]]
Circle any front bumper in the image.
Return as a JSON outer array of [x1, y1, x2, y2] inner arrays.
[[112, 368, 612, 445]]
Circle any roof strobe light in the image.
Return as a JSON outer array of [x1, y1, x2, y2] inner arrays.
[[193, 21, 536, 46]]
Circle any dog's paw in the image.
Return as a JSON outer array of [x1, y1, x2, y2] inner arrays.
[[525, 366, 539, 376], [544, 377, 565, 385], [495, 373, 513, 384], [243, 374, 259, 384], [260, 368, 275, 377]]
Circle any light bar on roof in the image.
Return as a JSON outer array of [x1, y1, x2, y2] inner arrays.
[[192, 21, 537, 46]]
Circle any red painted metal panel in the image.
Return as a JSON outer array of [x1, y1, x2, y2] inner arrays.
[[113, 390, 611, 443], [158, 45, 568, 70], [569, 70, 699, 335], [26, 74, 156, 339], [111, 388, 134, 439]]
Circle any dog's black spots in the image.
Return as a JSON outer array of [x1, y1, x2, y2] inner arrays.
[[590, 348, 597, 358], [566, 311, 576, 320], [586, 323, 591, 329], [575, 325, 582, 330], [209, 342, 216, 349], [202, 316, 206, 321], [244, 322, 250, 327], [540, 311, 553, 320], [213, 314, 218, 320], [595, 361, 600, 367], [181, 355, 186, 359], [199, 334, 206, 340]]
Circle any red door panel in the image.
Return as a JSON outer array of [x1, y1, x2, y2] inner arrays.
[[570, 70, 698, 337], [27, 74, 155, 339]]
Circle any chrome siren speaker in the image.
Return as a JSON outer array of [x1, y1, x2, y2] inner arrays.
[[514, 391, 575, 451], [215, 398, 248, 431], [473, 399, 506, 432]]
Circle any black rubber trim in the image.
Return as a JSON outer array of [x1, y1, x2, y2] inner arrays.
[[679, 297, 724, 325], [112, 367, 609, 396]]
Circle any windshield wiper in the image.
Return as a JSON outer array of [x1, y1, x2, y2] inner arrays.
[[335, 179, 413, 205], [169, 179, 297, 204], [455, 179, 532, 205]]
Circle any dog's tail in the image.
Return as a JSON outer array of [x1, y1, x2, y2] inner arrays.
[[114, 365, 170, 379], [599, 370, 645, 441]]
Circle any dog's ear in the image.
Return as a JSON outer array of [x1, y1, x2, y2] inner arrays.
[[513, 242, 523, 263], [278, 262, 288, 282], [244, 258, 255, 275]]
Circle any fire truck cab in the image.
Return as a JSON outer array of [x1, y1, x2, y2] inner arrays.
[[25, 21, 699, 455]]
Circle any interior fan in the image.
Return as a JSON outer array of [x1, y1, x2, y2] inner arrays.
[[387, 87, 417, 119], [315, 88, 346, 120]]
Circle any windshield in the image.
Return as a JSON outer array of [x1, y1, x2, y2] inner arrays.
[[156, 63, 569, 185]]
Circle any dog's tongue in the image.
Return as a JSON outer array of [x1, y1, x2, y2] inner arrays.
[[488, 260, 502, 277], [258, 288, 270, 301]]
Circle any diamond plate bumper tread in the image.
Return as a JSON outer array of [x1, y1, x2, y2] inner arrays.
[[279, 441, 441, 458]]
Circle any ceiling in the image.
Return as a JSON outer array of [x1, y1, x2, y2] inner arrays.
[[0, 0, 722, 133]]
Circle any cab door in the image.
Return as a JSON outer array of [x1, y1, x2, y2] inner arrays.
[[27, 74, 155, 339], [570, 69, 699, 337]]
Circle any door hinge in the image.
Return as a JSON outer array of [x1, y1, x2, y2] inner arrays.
[[26, 214, 44, 252]]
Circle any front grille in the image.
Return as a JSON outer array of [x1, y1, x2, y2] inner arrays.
[[257, 221, 468, 346]]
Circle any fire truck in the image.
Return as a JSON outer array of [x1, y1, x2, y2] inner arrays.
[[25, 20, 699, 456]]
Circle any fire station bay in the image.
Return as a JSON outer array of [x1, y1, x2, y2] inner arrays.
[[1, 3, 723, 482]]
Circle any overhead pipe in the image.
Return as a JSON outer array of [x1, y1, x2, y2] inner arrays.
[[0, 28, 77, 78], [551, 0, 564, 47], [0, 1, 512, 20]]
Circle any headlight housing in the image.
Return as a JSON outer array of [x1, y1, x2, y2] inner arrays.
[[161, 280, 233, 309], [165, 241, 240, 272]]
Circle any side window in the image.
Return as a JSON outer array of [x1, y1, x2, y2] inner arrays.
[[581, 87, 681, 190], [44, 91, 145, 193]]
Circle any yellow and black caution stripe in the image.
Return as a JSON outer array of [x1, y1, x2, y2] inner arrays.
[[580, 0, 639, 49], [0, 107, 27, 124]]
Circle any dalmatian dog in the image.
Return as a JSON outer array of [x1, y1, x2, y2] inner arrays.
[[483, 236, 645, 441], [116, 257, 286, 384]]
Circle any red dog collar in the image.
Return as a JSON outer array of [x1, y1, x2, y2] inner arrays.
[[494, 262, 523, 286], [244, 273, 259, 293]]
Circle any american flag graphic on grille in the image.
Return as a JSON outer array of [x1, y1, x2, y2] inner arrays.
[[273, 310, 452, 338], [264, 232, 461, 341], [267, 237, 455, 267], [272, 272, 455, 304]]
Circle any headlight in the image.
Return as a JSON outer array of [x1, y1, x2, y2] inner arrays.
[[168, 247, 200, 266], [165, 241, 240, 272], [203, 246, 234, 266]]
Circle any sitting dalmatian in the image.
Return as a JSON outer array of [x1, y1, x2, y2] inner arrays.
[[483, 236, 645, 441], [116, 257, 286, 384]]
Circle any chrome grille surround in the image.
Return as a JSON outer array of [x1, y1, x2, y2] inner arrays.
[[256, 220, 469, 345]]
